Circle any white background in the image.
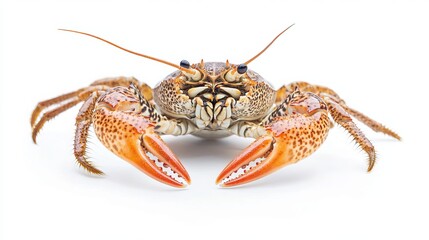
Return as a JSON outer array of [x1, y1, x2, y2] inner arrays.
[[1, 0, 429, 239]]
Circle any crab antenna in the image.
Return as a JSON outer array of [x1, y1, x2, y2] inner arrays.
[[58, 29, 196, 74], [244, 24, 295, 65]]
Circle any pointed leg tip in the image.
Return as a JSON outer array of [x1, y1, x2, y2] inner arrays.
[[367, 160, 375, 172], [32, 136, 38, 144], [85, 169, 105, 176], [389, 132, 401, 141], [383, 128, 401, 141], [91, 170, 105, 176], [32, 128, 40, 144], [367, 163, 375, 172]]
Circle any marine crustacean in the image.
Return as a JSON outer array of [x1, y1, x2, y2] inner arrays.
[[31, 25, 400, 188]]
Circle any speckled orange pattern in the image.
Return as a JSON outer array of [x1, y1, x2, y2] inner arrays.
[[93, 108, 152, 155], [266, 81, 400, 174], [217, 91, 331, 187], [31, 30, 400, 188], [32, 77, 191, 187]]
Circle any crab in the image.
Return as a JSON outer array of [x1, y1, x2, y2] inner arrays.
[[31, 26, 400, 188]]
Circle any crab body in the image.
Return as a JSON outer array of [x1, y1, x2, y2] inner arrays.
[[31, 28, 400, 188], [154, 62, 276, 138]]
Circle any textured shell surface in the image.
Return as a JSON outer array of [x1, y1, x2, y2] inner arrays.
[[156, 62, 271, 87], [153, 62, 277, 138]]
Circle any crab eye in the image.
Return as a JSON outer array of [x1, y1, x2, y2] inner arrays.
[[180, 60, 190, 69], [237, 64, 248, 74], [225, 64, 247, 82]]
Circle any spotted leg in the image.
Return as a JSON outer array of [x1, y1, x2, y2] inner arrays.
[[31, 77, 136, 127], [339, 104, 401, 140], [31, 76, 152, 143], [323, 98, 377, 171], [277, 81, 401, 140], [74, 91, 106, 174], [31, 89, 84, 128], [32, 85, 108, 143], [217, 90, 331, 187]]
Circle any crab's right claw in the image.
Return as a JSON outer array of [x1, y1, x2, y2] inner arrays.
[[94, 108, 191, 188], [137, 130, 192, 188], [217, 95, 331, 187]]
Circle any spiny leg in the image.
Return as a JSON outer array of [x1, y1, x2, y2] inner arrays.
[[324, 98, 376, 171], [318, 92, 401, 140], [31, 76, 147, 143], [31, 86, 108, 143], [74, 92, 103, 174], [339, 104, 401, 140], [31, 76, 142, 129], [32, 98, 81, 143], [279, 81, 400, 140], [31, 89, 84, 127]]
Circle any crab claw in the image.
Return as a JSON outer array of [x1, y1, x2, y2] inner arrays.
[[136, 129, 191, 188], [93, 90, 190, 188], [217, 99, 331, 187]]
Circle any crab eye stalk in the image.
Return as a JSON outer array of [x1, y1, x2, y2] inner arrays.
[[237, 64, 248, 74], [180, 60, 190, 69], [179, 60, 202, 81], [225, 63, 247, 82]]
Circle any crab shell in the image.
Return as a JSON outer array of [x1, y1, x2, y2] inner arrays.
[[153, 62, 276, 138]]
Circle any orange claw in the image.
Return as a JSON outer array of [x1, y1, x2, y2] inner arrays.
[[93, 105, 191, 188], [141, 132, 191, 187], [217, 112, 331, 187]]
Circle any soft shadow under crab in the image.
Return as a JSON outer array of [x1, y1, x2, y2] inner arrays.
[[31, 26, 400, 188]]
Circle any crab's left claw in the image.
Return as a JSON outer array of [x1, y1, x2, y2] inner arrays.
[[217, 92, 331, 187]]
